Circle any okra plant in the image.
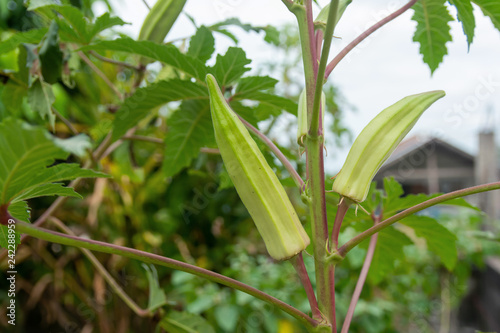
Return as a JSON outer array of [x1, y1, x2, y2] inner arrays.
[[1, 0, 499, 332]]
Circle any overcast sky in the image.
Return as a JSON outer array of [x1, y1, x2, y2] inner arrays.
[[102, 0, 500, 171]]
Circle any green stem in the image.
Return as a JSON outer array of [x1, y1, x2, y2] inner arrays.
[[339, 181, 500, 256], [15, 221, 318, 329], [310, 0, 338, 136]]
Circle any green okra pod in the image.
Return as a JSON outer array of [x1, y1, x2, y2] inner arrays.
[[332, 90, 446, 203], [206, 74, 310, 261]]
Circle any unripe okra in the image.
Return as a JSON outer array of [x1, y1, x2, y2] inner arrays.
[[332, 90, 445, 203], [297, 88, 326, 147], [138, 0, 187, 43], [206, 74, 310, 261]]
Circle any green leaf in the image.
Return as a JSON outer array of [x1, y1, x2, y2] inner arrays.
[[472, 0, 500, 32], [28, 79, 56, 129], [8, 201, 30, 222], [214, 305, 239, 331], [449, 0, 476, 47], [14, 183, 81, 202], [0, 28, 48, 54], [141, 264, 167, 311], [188, 26, 215, 63], [235, 76, 278, 95], [233, 91, 298, 116], [211, 47, 251, 86], [1, 83, 27, 116], [400, 215, 458, 270], [80, 38, 207, 81], [38, 21, 63, 84], [163, 100, 214, 177], [412, 0, 453, 73], [0, 119, 66, 204], [158, 311, 215, 333], [0, 119, 106, 204], [368, 227, 413, 284], [46, 5, 89, 43], [112, 79, 208, 141], [87, 12, 128, 41], [53, 134, 93, 157]]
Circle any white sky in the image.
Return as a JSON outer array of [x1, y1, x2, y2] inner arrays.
[[101, 0, 500, 171]]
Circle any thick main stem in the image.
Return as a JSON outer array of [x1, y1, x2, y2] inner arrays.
[[15, 221, 318, 329]]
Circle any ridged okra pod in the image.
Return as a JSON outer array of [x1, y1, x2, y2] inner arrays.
[[138, 0, 187, 43], [332, 90, 445, 203], [297, 88, 326, 147], [206, 74, 310, 261]]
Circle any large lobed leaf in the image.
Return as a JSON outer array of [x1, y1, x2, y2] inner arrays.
[[112, 79, 209, 140], [412, 0, 453, 73], [400, 215, 458, 270], [163, 100, 215, 178], [80, 38, 208, 81], [0, 119, 107, 248]]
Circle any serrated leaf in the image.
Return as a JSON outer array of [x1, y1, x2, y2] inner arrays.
[[142, 264, 167, 311], [163, 100, 214, 177], [229, 101, 259, 126], [8, 201, 30, 222], [188, 26, 215, 62], [0, 28, 48, 54], [88, 12, 128, 41], [400, 215, 457, 270], [80, 38, 207, 81], [211, 47, 251, 86], [38, 21, 63, 84], [14, 183, 81, 202], [0, 119, 105, 204], [368, 227, 413, 284], [28, 79, 56, 129], [1, 83, 27, 116], [112, 79, 208, 140], [44, 5, 89, 43], [472, 0, 500, 32], [158, 311, 215, 333], [235, 76, 278, 95], [449, 0, 476, 47], [233, 91, 298, 116], [412, 0, 453, 73]]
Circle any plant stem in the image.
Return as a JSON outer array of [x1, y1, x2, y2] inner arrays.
[[338, 181, 500, 256], [49, 217, 152, 317], [330, 199, 349, 249], [15, 221, 318, 329], [310, 0, 338, 135], [89, 51, 143, 71], [290, 253, 322, 320], [78, 51, 124, 101], [52, 106, 78, 135], [324, 0, 418, 79], [341, 215, 380, 333], [303, 2, 339, 330], [239, 116, 305, 189]]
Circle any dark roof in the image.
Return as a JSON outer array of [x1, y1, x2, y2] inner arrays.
[[380, 136, 475, 170]]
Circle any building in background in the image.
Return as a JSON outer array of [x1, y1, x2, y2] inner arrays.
[[374, 131, 500, 333]]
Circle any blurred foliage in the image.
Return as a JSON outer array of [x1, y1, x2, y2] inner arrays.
[[0, 1, 499, 333]]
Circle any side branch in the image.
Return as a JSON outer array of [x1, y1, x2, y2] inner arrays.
[[338, 182, 500, 256], [324, 0, 418, 78], [15, 221, 318, 329]]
